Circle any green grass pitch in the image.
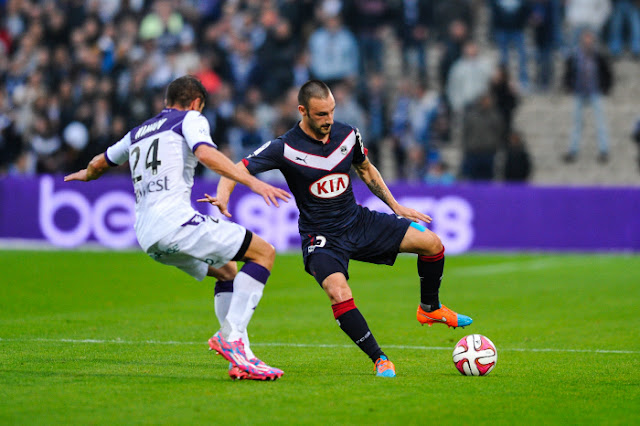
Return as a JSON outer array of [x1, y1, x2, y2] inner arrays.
[[0, 250, 638, 425]]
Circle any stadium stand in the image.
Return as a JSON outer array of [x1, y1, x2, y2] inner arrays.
[[1, 0, 638, 185]]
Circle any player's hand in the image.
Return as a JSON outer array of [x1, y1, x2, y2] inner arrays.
[[197, 193, 232, 218], [64, 169, 89, 182], [394, 205, 432, 224], [250, 181, 291, 208]]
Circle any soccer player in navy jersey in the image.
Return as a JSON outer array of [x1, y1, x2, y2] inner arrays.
[[65, 76, 291, 381], [201, 80, 472, 377]]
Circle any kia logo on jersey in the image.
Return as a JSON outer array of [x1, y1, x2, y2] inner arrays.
[[309, 173, 350, 198]]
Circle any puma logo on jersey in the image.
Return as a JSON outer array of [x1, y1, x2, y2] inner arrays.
[[135, 118, 167, 139], [309, 173, 349, 198], [283, 131, 356, 170]]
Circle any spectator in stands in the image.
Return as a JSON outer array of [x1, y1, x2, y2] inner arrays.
[[0, 20, 12, 57], [274, 86, 301, 129], [256, 14, 297, 100], [4, 0, 28, 42], [192, 52, 226, 95], [43, 5, 70, 49], [285, 49, 308, 88], [432, 0, 474, 41], [460, 93, 505, 181], [308, 9, 359, 86], [246, 87, 277, 138], [344, 0, 391, 75], [123, 69, 154, 129], [358, 72, 388, 160], [391, 79, 442, 180], [138, 0, 192, 53], [488, 0, 532, 90], [438, 20, 469, 94], [562, 30, 613, 164], [0, 88, 23, 174], [608, 0, 640, 58], [425, 159, 456, 185], [226, 34, 263, 102], [30, 114, 63, 174], [503, 130, 533, 181], [530, 0, 557, 91], [446, 40, 494, 113], [565, 0, 611, 46], [202, 81, 235, 151], [228, 103, 265, 161], [395, 0, 433, 82], [173, 31, 201, 76], [278, 0, 315, 38], [490, 64, 520, 141]]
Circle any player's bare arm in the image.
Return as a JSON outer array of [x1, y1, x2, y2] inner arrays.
[[196, 148, 289, 215], [64, 153, 110, 182], [354, 157, 432, 224]]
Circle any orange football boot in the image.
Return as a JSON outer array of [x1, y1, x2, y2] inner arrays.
[[374, 356, 396, 377], [417, 304, 473, 329]]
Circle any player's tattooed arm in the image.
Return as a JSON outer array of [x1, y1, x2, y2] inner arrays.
[[363, 175, 391, 204], [354, 158, 433, 224], [354, 158, 395, 207]]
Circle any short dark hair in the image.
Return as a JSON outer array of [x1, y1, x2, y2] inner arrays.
[[165, 75, 207, 108], [298, 80, 331, 109]]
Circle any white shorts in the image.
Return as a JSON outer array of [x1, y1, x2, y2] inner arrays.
[[146, 214, 251, 281]]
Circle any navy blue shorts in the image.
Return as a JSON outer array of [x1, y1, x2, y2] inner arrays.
[[301, 205, 412, 281]]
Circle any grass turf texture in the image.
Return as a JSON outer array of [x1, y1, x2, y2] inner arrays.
[[0, 251, 638, 425]]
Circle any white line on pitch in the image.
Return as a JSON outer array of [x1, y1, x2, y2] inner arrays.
[[0, 337, 637, 354], [450, 258, 585, 276]]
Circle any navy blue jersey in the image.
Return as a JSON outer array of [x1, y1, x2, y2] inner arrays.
[[243, 121, 367, 235]]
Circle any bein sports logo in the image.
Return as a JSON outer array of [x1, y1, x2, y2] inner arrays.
[[309, 173, 349, 198], [38, 176, 136, 248], [34, 176, 475, 253]]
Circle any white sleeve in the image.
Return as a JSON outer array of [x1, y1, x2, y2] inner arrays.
[[182, 111, 217, 152], [105, 132, 132, 166]]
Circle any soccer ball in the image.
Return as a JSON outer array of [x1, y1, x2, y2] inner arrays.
[[452, 334, 497, 376]]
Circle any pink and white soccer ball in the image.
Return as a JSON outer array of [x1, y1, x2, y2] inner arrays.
[[453, 334, 497, 376]]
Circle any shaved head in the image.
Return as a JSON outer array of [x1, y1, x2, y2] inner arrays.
[[298, 80, 331, 110]]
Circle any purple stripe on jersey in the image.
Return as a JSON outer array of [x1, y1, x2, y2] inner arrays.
[[170, 119, 185, 138], [104, 151, 117, 167], [240, 262, 270, 285], [192, 141, 217, 153], [214, 280, 234, 294], [130, 109, 188, 144]]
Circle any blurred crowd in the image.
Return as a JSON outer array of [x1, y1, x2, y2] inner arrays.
[[0, 0, 638, 182]]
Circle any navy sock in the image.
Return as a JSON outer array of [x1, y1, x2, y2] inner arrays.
[[332, 298, 384, 363], [418, 248, 445, 312]]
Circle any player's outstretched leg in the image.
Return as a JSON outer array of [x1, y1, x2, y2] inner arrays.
[[309, 254, 395, 377], [332, 298, 397, 378], [209, 246, 284, 380], [416, 248, 472, 329], [400, 225, 473, 329]]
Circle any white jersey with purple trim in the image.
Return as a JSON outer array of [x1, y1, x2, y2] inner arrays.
[[106, 108, 216, 251]]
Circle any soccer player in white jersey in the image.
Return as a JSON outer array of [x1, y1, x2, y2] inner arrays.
[[64, 75, 291, 381]]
